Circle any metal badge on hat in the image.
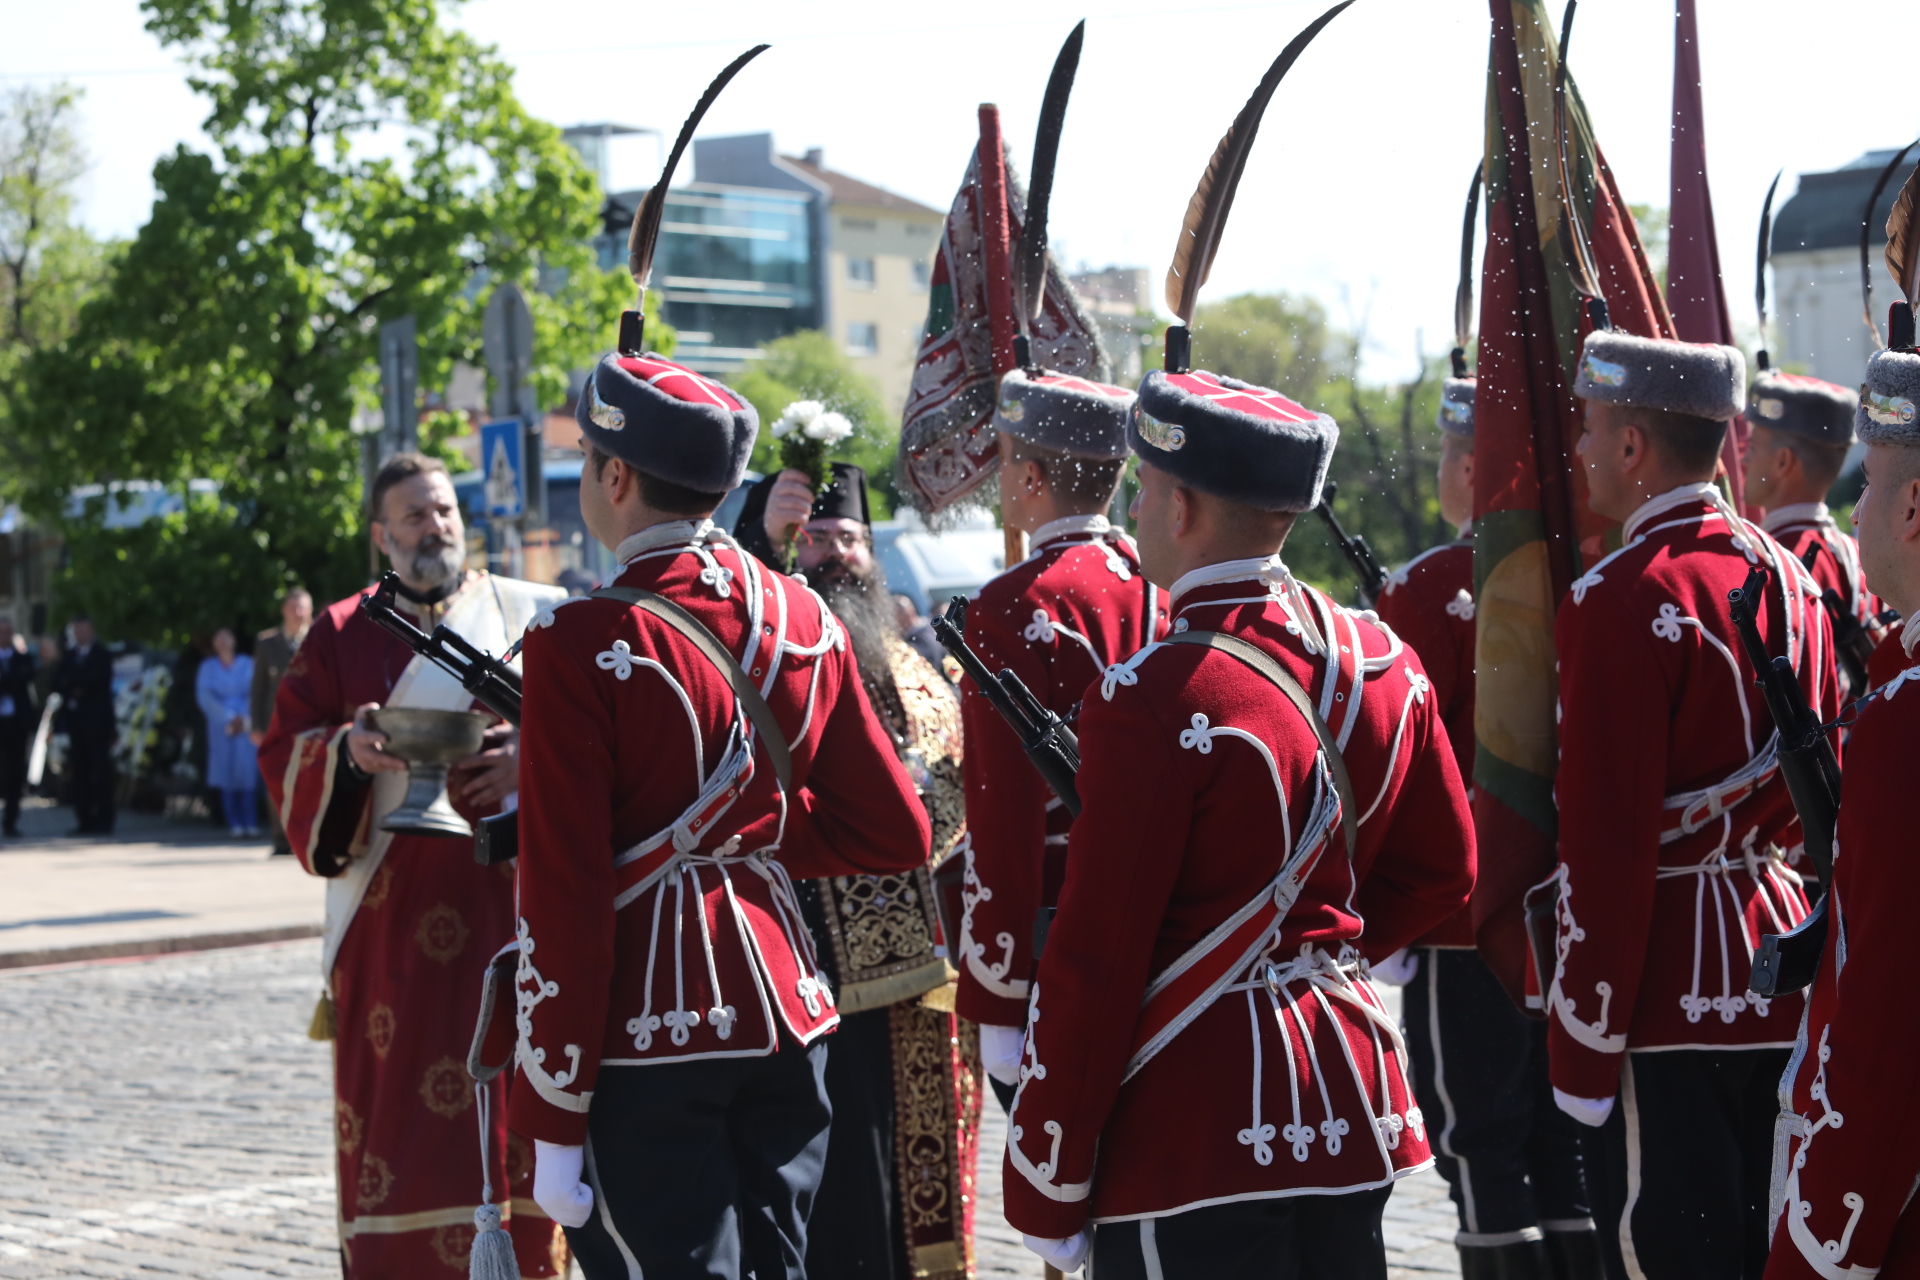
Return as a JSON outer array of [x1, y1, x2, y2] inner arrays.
[[615, 45, 770, 359]]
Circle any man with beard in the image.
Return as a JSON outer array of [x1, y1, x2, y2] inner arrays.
[[258, 453, 570, 1277], [741, 461, 982, 1280]]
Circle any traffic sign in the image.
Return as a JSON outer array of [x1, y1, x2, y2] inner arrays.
[[480, 419, 525, 519]]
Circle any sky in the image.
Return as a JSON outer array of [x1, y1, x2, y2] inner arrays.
[[4, 0, 1916, 382]]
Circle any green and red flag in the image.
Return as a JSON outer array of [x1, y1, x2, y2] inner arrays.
[[1470, 0, 1674, 1004]]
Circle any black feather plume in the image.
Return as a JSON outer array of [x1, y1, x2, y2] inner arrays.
[[628, 45, 771, 295], [1164, 0, 1355, 323], [1860, 139, 1917, 348], [1551, 0, 1605, 313], [1754, 168, 1780, 369], [1454, 162, 1484, 359], [1016, 21, 1084, 334]]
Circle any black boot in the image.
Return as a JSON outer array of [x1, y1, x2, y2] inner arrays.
[[1458, 1238, 1553, 1280], [1543, 1227, 1607, 1280]]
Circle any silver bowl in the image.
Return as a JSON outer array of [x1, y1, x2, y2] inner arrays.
[[368, 708, 489, 839]]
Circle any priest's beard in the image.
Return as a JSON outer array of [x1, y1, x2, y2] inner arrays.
[[396, 532, 466, 594], [812, 556, 897, 681]]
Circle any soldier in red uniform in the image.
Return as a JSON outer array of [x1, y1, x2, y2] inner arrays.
[[1377, 375, 1597, 1280], [1545, 330, 1836, 1280], [1001, 360, 1475, 1277], [1764, 342, 1920, 1280], [508, 350, 931, 1279], [1742, 369, 1888, 698], [952, 369, 1166, 1101]]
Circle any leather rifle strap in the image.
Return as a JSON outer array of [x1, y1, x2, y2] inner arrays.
[[1163, 630, 1358, 858], [590, 587, 794, 791]]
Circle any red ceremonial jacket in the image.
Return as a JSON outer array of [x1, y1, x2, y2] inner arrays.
[[1546, 485, 1837, 1102], [1375, 535, 1477, 948], [1763, 502, 1885, 699], [955, 514, 1166, 1028], [508, 522, 930, 1145], [1765, 646, 1920, 1280], [1000, 557, 1474, 1237]]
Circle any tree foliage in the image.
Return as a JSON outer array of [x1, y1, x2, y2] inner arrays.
[[0, 85, 115, 400], [6, 0, 629, 648], [731, 330, 899, 518]]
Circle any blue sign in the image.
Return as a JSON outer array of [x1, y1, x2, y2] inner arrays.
[[480, 418, 524, 519]]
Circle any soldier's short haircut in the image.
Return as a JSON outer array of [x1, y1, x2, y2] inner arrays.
[[1633, 407, 1729, 474], [370, 453, 450, 523], [1005, 437, 1127, 514], [586, 444, 726, 517], [1755, 425, 1850, 491]]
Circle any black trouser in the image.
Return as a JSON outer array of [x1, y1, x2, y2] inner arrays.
[[1403, 948, 1591, 1245], [1092, 1186, 1392, 1280], [0, 715, 26, 831], [567, 1039, 832, 1280], [1583, 1048, 1785, 1280], [805, 1008, 907, 1278], [68, 725, 114, 832]]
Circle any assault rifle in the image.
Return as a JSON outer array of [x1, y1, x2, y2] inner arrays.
[[932, 595, 1081, 815], [1313, 480, 1389, 607], [1728, 565, 1841, 996], [1799, 542, 1894, 694], [359, 572, 522, 865], [931, 595, 1082, 960]]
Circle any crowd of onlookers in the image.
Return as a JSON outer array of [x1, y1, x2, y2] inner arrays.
[[0, 586, 312, 850]]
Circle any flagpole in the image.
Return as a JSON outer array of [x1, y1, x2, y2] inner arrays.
[[976, 103, 1028, 569]]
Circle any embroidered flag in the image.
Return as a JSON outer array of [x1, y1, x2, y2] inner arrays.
[[896, 140, 1108, 516], [1470, 0, 1673, 1003]]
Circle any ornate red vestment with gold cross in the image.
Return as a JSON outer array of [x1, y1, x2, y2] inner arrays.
[[999, 558, 1474, 1237], [1375, 537, 1478, 948], [1545, 485, 1837, 1102], [258, 573, 570, 1278], [954, 513, 1167, 1029], [1765, 649, 1920, 1280], [506, 521, 930, 1144]]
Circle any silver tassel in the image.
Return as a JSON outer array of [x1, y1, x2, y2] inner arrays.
[[470, 1083, 520, 1280]]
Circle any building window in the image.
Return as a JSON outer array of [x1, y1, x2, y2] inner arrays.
[[846, 257, 876, 288], [911, 260, 931, 290], [840, 217, 877, 232], [847, 323, 879, 356]]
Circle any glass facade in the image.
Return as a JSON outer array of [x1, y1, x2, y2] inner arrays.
[[597, 183, 817, 373]]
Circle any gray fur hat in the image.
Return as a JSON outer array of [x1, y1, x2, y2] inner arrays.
[[994, 369, 1136, 460], [577, 353, 759, 494], [1438, 376, 1475, 439], [1573, 330, 1746, 422], [1131, 369, 1338, 513], [1857, 348, 1920, 445], [1748, 370, 1855, 446]]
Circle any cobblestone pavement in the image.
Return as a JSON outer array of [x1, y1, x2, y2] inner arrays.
[[0, 941, 1462, 1278]]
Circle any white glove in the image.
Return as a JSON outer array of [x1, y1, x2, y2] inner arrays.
[[1370, 948, 1419, 986], [1552, 1087, 1615, 1128], [532, 1140, 595, 1228], [981, 1024, 1026, 1086], [1023, 1230, 1090, 1273]]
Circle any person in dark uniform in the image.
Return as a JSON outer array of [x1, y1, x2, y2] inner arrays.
[[53, 614, 116, 835], [0, 614, 36, 837]]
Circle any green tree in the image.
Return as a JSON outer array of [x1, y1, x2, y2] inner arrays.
[[730, 330, 898, 517], [0, 84, 115, 397], [5, 0, 630, 648]]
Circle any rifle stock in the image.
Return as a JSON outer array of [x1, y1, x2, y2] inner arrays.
[[1727, 565, 1841, 997], [932, 596, 1082, 815]]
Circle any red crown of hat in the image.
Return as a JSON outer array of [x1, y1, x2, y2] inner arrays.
[[576, 353, 759, 493]]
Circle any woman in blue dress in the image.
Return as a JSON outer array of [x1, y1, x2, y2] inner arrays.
[[196, 627, 259, 837]]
